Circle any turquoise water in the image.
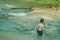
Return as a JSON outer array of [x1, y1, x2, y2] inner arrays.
[[0, 11, 60, 40], [0, 0, 60, 40]]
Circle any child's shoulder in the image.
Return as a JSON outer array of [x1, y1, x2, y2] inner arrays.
[[38, 23, 44, 25]]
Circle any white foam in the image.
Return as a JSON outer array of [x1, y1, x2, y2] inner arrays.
[[8, 13, 27, 16]]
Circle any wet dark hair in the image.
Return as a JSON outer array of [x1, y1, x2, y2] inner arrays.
[[40, 18, 44, 23]]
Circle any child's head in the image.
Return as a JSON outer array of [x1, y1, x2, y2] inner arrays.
[[40, 18, 44, 23]]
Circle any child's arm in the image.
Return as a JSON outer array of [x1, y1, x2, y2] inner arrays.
[[44, 24, 47, 29]]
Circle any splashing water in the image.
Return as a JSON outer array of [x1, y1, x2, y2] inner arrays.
[[41, 16, 53, 21]]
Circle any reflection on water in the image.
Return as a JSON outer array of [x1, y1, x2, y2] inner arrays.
[[0, 13, 60, 40]]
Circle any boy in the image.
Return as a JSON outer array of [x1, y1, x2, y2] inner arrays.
[[36, 18, 47, 36]]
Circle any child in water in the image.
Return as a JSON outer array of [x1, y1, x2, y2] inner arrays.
[[36, 18, 47, 36]]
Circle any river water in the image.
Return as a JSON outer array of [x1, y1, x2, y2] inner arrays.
[[0, 10, 60, 40]]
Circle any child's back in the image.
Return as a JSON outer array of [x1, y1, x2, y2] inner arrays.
[[37, 23, 45, 31], [36, 18, 47, 36]]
